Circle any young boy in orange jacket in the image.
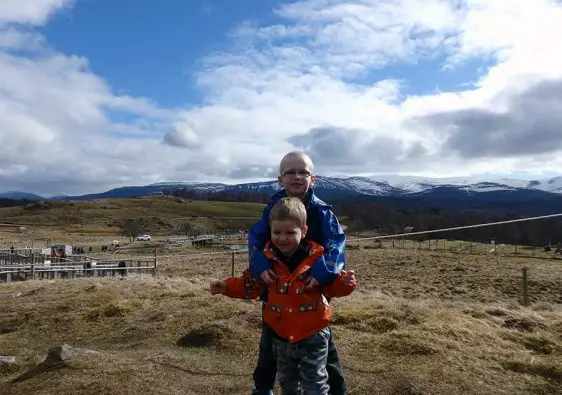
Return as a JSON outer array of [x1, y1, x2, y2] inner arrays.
[[249, 151, 349, 395], [211, 197, 356, 394]]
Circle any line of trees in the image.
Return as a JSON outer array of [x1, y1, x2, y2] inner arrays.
[[336, 201, 562, 246], [0, 198, 33, 208], [161, 187, 271, 203]]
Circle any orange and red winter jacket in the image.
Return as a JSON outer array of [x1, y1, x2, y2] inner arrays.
[[224, 240, 355, 343]]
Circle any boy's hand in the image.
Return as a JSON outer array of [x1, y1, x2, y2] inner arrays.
[[210, 280, 227, 295], [260, 269, 277, 284], [304, 276, 319, 289], [341, 270, 357, 288]]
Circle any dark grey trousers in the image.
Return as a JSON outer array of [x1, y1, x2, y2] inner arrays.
[[271, 327, 330, 395]]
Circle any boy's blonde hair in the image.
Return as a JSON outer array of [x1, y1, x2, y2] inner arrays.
[[279, 151, 315, 175], [269, 197, 307, 228]]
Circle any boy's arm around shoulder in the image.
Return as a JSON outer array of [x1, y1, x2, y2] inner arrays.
[[248, 204, 273, 280], [310, 208, 346, 285], [322, 270, 356, 298], [223, 270, 266, 299]]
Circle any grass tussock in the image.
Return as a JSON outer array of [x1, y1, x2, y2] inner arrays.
[[502, 358, 562, 383]]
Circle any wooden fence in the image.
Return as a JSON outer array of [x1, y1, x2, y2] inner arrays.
[[0, 257, 157, 283]]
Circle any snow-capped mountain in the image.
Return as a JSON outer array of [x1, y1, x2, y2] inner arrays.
[[5, 175, 562, 202], [364, 175, 562, 195]]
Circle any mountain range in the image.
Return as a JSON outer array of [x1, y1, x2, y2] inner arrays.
[[2, 175, 562, 204]]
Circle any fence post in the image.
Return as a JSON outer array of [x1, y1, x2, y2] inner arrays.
[[153, 247, 158, 276], [521, 267, 529, 306], [231, 252, 235, 277]]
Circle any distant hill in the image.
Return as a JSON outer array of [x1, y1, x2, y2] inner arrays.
[[0, 191, 44, 200], [41, 175, 562, 201], [2, 175, 562, 216], [347, 186, 562, 215], [0, 196, 265, 234]]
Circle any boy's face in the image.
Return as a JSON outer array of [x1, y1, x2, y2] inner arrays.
[[270, 219, 307, 256], [278, 156, 316, 198]]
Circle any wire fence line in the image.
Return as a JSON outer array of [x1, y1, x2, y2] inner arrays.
[[110, 212, 562, 262], [3, 211, 561, 284], [352, 212, 562, 242], [4, 228, 561, 306], [158, 247, 562, 309], [162, 242, 561, 280]]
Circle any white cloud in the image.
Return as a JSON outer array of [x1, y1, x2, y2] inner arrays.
[[162, 122, 201, 148], [0, 26, 44, 50], [2, 0, 562, 196], [184, 0, 562, 178], [0, 0, 72, 25], [0, 0, 193, 195]]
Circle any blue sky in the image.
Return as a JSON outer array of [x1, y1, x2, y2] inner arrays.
[[41, 0, 487, 107], [1, 0, 562, 195], [42, 0, 289, 107]]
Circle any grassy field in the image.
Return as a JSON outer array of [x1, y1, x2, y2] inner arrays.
[[0, 197, 265, 248], [0, 196, 264, 230], [1, 243, 561, 394], [0, 201, 561, 394]]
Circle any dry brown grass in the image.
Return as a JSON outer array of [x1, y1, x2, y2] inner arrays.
[[159, 247, 562, 305], [1, 244, 561, 395]]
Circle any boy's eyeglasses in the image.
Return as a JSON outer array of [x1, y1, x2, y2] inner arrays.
[[282, 170, 312, 178]]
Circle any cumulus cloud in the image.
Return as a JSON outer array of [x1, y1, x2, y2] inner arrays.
[[289, 126, 433, 173], [182, 0, 562, 179], [3, 0, 562, 195], [162, 122, 201, 148], [415, 78, 562, 158], [0, 0, 186, 195]]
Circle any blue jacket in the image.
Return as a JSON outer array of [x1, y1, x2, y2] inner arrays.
[[248, 189, 346, 289]]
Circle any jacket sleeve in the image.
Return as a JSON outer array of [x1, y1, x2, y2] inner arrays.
[[224, 270, 266, 299], [322, 270, 356, 298], [310, 208, 346, 285], [248, 204, 273, 279]]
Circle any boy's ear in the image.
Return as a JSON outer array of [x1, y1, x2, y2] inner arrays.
[[301, 225, 308, 238], [310, 175, 316, 188], [277, 175, 284, 187]]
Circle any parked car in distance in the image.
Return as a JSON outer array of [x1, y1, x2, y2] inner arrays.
[[136, 234, 151, 241]]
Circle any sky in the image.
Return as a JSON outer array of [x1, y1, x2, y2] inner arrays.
[[2, 0, 562, 196]]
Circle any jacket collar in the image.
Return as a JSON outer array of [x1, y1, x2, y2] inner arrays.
[[270, 188, 331, 208], [268, 240, 309, 262], [264, 239, 324, 278]]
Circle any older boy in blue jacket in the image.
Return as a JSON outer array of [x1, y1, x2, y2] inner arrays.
[[248, 151, 348, 395]]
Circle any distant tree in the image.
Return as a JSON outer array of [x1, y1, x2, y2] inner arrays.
[[117, 218, 150, 242], [176, 221, 204, 236]]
